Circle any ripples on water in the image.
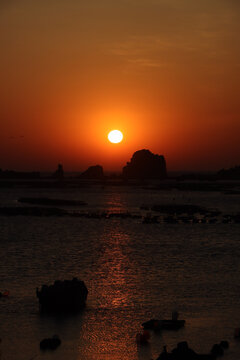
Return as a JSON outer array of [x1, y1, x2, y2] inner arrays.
[[0, 186, 240, 360]]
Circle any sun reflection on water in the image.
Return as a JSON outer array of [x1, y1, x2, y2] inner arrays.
[[79, 221, 141, 360], [95, 226, 131, 308], [104, 190, 129, 213]]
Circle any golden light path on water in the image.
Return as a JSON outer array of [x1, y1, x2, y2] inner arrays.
[[75, 192, 144, 360]]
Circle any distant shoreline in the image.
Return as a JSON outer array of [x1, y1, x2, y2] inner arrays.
[[0, 177, 240, 192]]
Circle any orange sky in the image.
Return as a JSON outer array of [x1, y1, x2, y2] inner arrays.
[[0, 0, 240, 171]]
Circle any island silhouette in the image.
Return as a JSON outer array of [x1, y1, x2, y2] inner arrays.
[[79, 165, 104, 179], [123, 149, 167, 179], [0, 150, 240, 182]]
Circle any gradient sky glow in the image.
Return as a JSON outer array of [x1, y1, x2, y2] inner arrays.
[[1, 0, 240, 171]]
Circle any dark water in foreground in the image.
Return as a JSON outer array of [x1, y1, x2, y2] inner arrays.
[[0, 185, 240, 360]]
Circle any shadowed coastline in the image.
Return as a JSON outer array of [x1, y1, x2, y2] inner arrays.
[[0, 149, 239, 185]]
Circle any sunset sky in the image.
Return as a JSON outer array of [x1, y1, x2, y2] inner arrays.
[[1, 0, 240, 172]]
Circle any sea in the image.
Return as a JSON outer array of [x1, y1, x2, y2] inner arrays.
[[0, 181, 240, 360]]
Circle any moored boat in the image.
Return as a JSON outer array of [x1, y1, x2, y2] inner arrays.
[[142, 312, 185, 331]]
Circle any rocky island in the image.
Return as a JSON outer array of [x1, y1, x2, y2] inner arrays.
[[122, 149, 167, 179], [36, 278, 88, 312]]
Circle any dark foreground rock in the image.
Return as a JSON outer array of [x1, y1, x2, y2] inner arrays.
[[36, 278, 88, 312], [156, 340, 229, 360], [40, 335, 61, 350]]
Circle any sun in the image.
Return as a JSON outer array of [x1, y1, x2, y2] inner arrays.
[[108, 130, 123, 144]]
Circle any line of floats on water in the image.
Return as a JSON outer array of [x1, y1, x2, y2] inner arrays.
[[0, 198, 239, 223], [0, 207, 239, 224]]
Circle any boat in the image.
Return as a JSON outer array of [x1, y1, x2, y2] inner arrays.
[[160, 319, 185, 330], [142, 314, 185, 331]]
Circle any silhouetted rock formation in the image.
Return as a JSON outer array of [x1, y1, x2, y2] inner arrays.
[[217, 165, 240, 180], [52, 164, 64, 179], [80, 165, 104, 179], [123, 149, 167, 179], [157, 340, 229, 360], [36, 278, 88, 312]]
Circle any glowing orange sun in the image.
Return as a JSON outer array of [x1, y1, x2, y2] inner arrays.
[[108, 130, 123, 143]]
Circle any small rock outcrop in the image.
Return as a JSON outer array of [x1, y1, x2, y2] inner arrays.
[[36, 277, 88, 312], [217, 165, 240, 180], [40, 335, 61, 350], [52, 164, 64, 179], [122, 149, 167, 179], [80, 165, 104, 179]]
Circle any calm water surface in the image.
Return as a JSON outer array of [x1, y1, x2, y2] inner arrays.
[[0, 185, 240, 360]]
